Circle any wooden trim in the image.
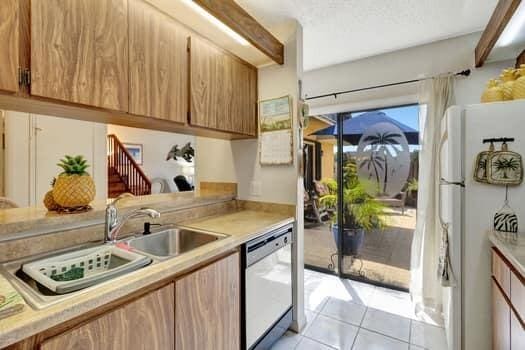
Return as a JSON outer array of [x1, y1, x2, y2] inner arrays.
[[475, 0, 522, 67], [0, 92, 256, 140], [193, 0, 284, 65], [516, 49, 525, 67]]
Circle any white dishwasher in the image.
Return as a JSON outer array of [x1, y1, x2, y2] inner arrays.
[[243, 224, 293, 350]]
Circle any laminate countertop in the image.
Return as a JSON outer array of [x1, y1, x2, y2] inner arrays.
[[489, 231, 525, 277], [0, 210, 294, 348]]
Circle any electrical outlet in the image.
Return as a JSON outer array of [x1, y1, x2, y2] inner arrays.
[[250, 181, 262, 196]]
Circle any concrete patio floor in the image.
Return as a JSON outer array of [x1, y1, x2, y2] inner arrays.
[[304, 208, 416, 290]]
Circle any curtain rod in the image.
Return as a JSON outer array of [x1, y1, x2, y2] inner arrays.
[[304, 69, 471, 101]]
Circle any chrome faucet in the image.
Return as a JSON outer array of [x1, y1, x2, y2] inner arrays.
[[104, 194, 161, 243]]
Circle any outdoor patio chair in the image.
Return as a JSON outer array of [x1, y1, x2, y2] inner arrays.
[[304, 182, 332, 225], [375, 191, 407, 214]]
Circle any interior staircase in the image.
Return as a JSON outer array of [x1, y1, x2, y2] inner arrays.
[[107, 134, 152, 198]]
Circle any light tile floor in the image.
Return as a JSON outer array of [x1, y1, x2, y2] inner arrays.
[[271, 269, 448, 350]]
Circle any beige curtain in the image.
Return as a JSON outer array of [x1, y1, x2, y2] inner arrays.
[[410, 76, 455, 318]]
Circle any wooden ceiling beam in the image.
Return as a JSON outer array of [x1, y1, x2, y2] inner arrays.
[[193, 0, 284, 65], [475, 0, 522, 67]]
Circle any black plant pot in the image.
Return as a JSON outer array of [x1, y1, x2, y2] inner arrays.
[[332, 224, 365, 256]]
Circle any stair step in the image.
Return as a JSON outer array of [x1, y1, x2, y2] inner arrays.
[[109, 183, 127, 191]]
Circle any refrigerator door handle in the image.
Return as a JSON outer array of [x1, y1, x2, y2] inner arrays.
[[440, 178, 465, 187]]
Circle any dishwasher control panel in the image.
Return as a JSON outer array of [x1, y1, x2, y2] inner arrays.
[[245, 225, 293, 267]]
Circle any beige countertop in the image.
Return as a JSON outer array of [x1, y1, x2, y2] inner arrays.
[[0, 210, 294, 348], [0, 192, 236, 241], [489, 231, 525, 276]]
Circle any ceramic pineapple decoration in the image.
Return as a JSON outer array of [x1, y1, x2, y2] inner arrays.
[[481, 79, 504, 103], [43, 178, 60, 211], [499, 68, 518, 101], [52, 155, 96, 209], [512, 64, 525, 100]]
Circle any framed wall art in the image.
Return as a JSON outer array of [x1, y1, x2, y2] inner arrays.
[[123, 143, 143, 165]]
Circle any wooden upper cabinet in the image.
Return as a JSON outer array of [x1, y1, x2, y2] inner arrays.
[[129, 0, 188, 123], [190, 36, 257, 136], [40, 284, 175, 350], [0, 0, 19, 92], [30, 0, 128, 112], [176, 253, 240, 350]]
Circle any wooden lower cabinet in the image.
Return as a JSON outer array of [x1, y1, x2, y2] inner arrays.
[[491, 248, 525, 350], [40, 284, 174, 350], [176, 252, 240, 350], [510, 308, 525, 349], [493, 279, 511, 350], [4, 253, 241, 350]]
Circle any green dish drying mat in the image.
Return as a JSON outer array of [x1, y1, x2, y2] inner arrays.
[[50, 267, 85, 282]]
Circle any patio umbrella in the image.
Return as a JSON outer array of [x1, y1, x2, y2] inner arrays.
[[313, 111, 419, 145]]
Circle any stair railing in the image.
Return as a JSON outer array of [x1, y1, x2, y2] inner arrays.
[[107, 134, 151, 196]]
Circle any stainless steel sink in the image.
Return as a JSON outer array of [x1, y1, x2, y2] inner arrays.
[[0, 244, 153, 309], [0, 227, 228, 309], [127, 228, 228, 259]]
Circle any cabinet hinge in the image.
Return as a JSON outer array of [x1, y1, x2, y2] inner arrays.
[[18, 68, 31, 87], [187, 111, 191, 122], [187, 37, 191, 52]]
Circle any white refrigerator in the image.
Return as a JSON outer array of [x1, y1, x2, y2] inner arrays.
[[440, 100, 525, 350]]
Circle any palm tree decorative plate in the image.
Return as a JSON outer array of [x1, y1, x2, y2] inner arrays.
[[473, 142, 494, 183], [486, 143, 523, 185]]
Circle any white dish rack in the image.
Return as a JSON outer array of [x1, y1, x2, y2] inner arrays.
[[22, 245, 151, 294]]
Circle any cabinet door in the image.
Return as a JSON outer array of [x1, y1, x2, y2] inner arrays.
[[190, 37, 257, 135], [31, 0, 128, 111], [493, 279, 511, 350], [493, 248, 511, 296], [40, 284, 174, 350], [0, 0, 19, 92], [511, 308, 525, 349], [129, 0, 188, 123], [176, 253, 240, 350], [511, 271, 525, 320]]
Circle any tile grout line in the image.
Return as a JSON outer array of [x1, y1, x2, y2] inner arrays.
[[301, 334, 338, 349], [357, 326, 413, 346]]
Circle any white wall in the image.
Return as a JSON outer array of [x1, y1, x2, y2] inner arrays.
[[107, 125, 195, 192], [455, 59, 514, 105], [231, 21, 302, 205], [304, 32, 516, 115], [194, 137, 237, 188], [4, 111, 30, 207], [4, 111, 107, 207]]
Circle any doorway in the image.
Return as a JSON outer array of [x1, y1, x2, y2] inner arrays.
[[303, 105, 420, 291]]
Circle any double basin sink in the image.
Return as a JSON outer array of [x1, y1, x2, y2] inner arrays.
[[0, 227, 228, 309]]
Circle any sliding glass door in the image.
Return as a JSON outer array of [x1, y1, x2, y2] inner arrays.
[[304, 105, 420, 291]]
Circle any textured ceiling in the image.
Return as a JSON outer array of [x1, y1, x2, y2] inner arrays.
[[236, 0, 498, 71]]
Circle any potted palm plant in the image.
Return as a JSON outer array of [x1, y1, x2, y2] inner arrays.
[[320, 162, 385, 256]]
